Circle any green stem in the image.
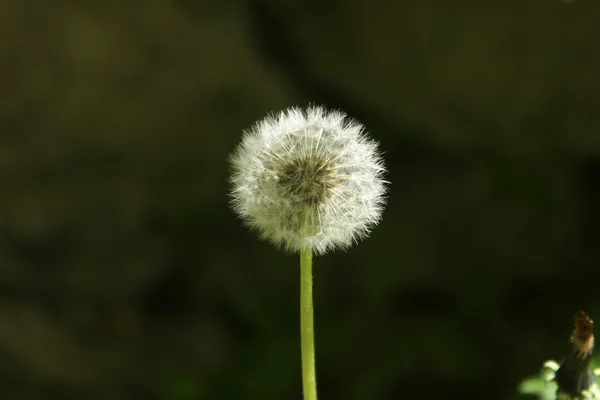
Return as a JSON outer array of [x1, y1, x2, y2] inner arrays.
[[300, 246, 317, 400]]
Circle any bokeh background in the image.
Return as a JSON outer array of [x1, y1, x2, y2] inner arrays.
[[2, 0, 600, 399]]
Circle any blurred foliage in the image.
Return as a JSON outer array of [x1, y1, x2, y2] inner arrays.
[[2, 0, 600, 399]]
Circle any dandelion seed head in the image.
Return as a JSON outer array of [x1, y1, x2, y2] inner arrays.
[[229, 106, 387, 255]]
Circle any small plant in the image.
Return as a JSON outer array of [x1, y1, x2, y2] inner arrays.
[[518, 311, 600, 400], [229, 106, 388, 400]]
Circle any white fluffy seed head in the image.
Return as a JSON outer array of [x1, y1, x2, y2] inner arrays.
[[229, 106, 388, 255]]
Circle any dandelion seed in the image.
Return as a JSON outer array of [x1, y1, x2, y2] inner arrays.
[[229, 105, 387, 255]]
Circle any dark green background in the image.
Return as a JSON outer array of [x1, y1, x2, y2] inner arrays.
[[2, 0, 600, 399]]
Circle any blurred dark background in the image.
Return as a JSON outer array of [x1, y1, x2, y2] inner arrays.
[[2, 0, 600, 399]]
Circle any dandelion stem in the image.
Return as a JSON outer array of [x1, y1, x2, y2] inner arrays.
[[300, 244, 317, 400]]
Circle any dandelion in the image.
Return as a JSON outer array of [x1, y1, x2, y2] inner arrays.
[[229, 105, 388, 400], [229, 106, 387, 255]]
